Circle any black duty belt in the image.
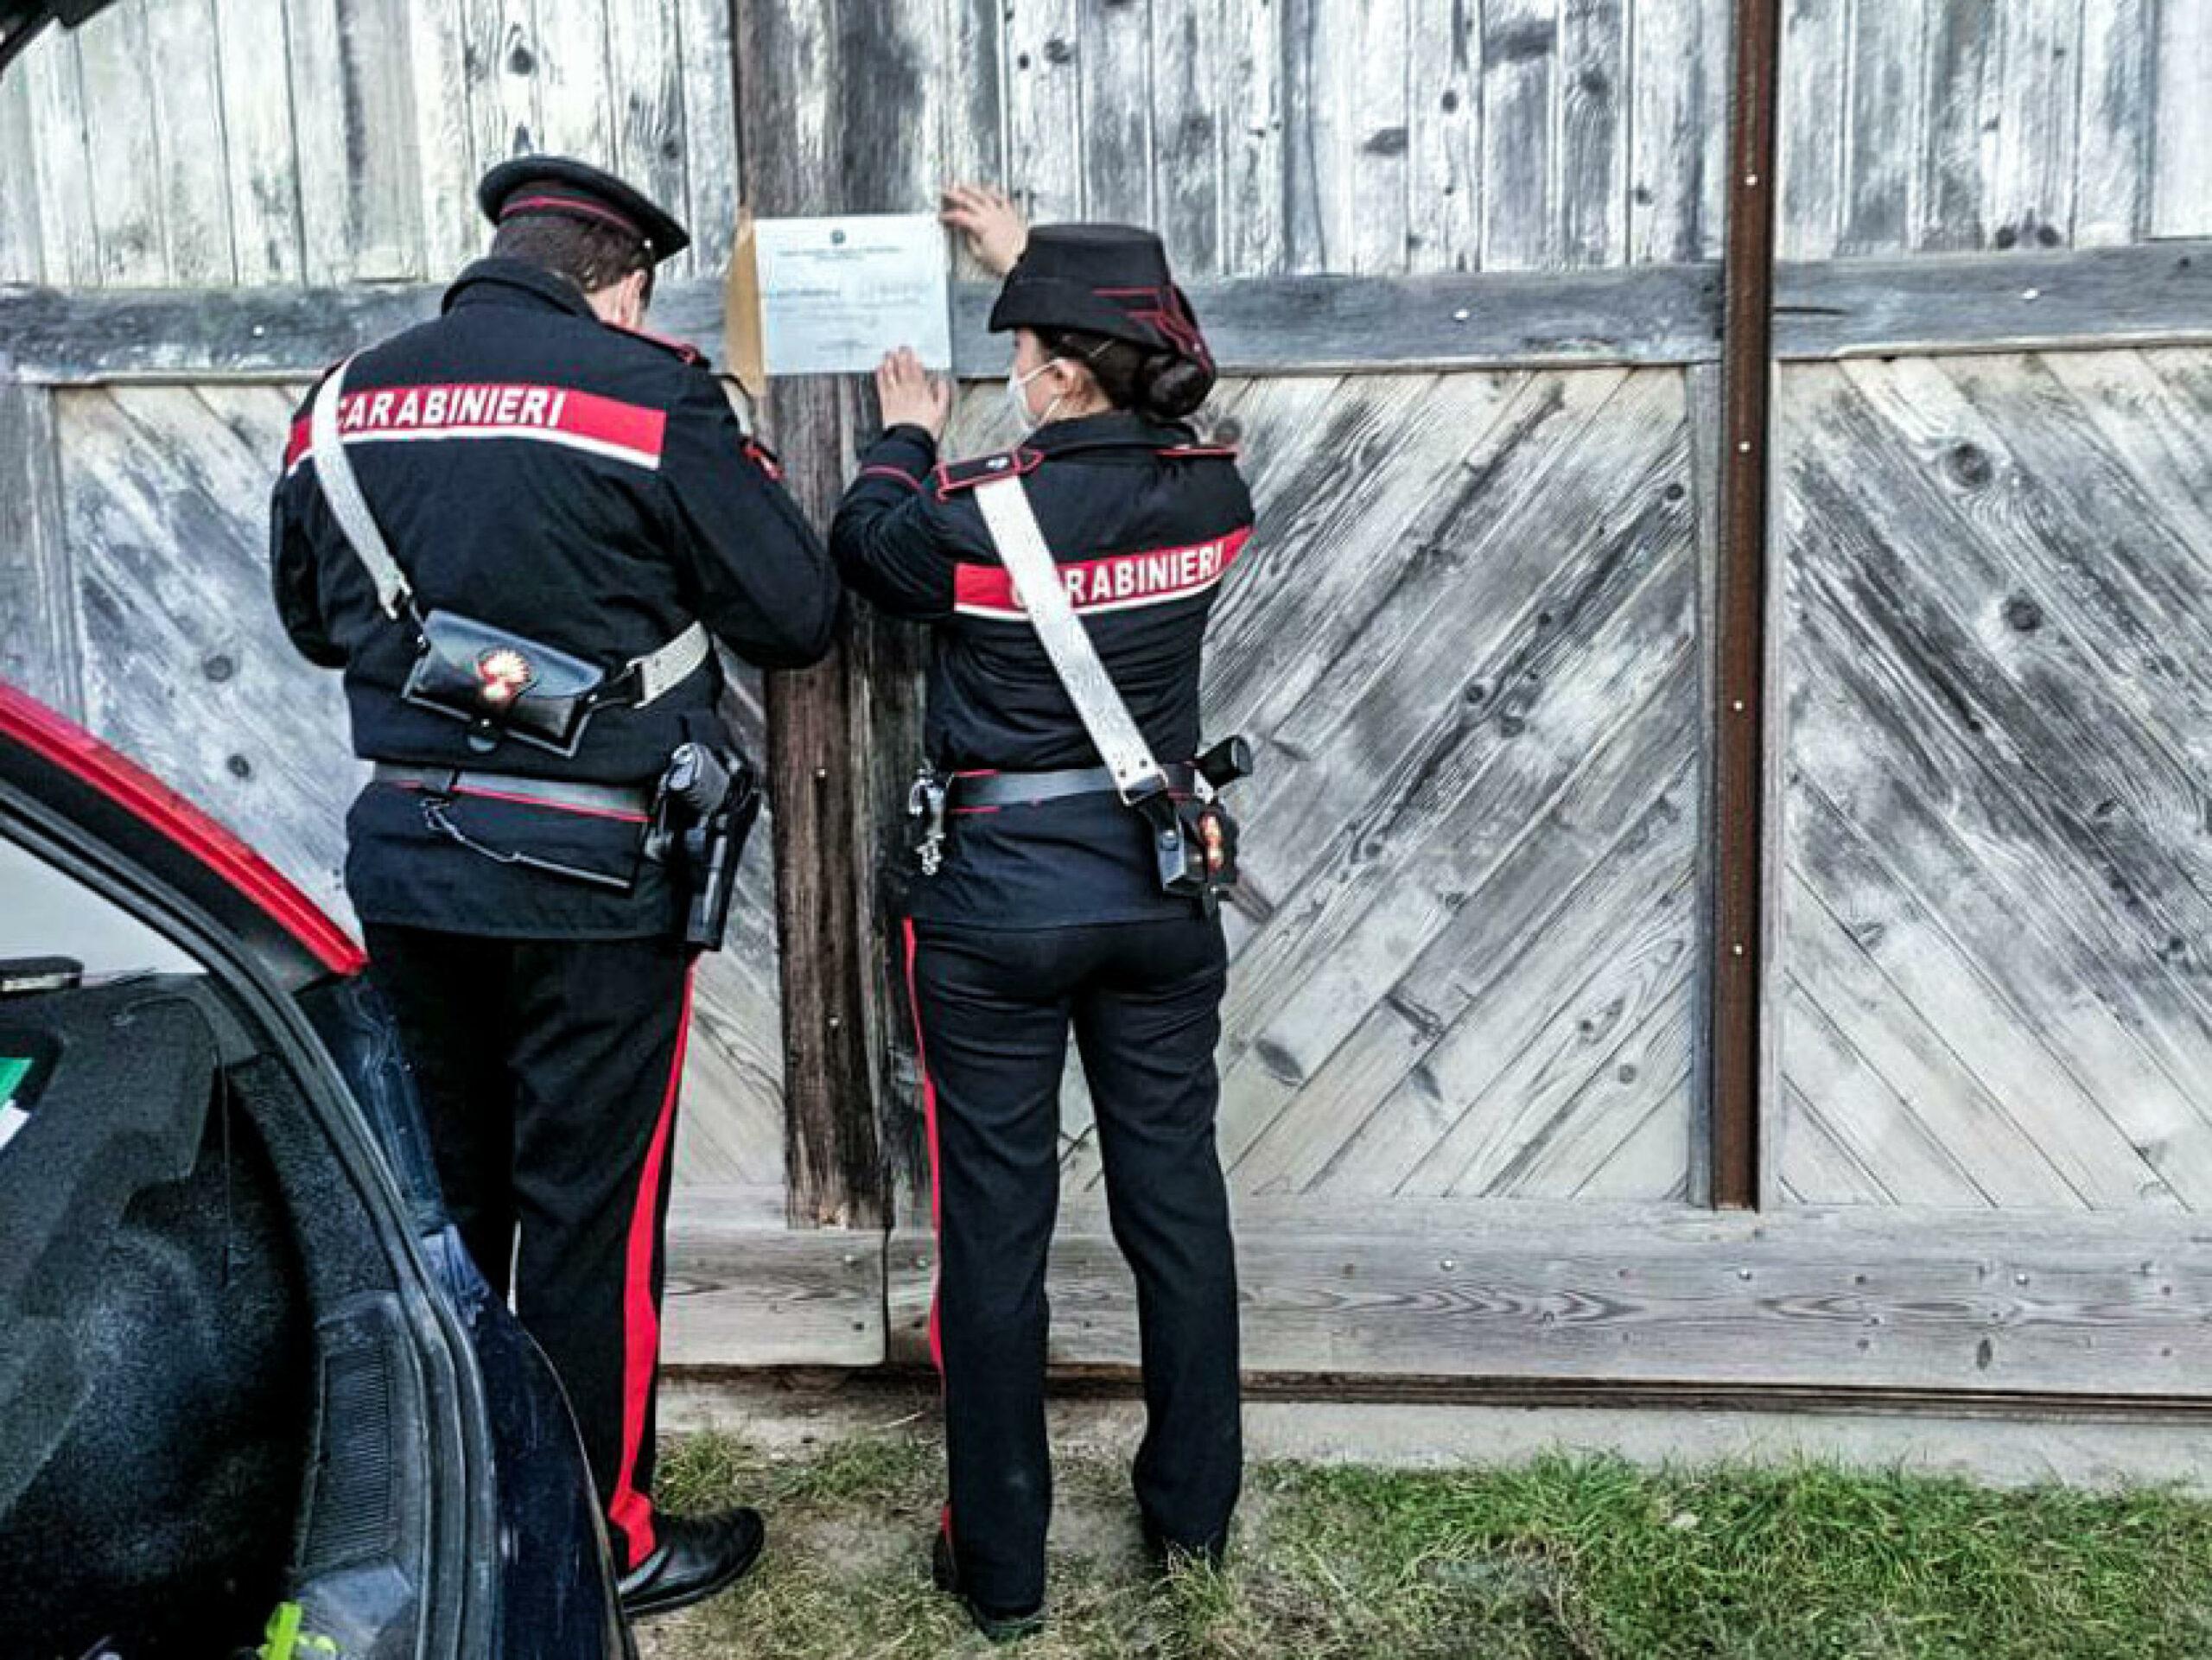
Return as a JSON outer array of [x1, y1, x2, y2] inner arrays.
[[948, 762, 1196, 810], [372, 762, 653, 820]]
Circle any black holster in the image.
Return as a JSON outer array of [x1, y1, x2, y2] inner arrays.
[[647, 742, 761, 951]]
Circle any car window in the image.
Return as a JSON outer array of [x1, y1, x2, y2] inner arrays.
[[0, 836, 204, 979]]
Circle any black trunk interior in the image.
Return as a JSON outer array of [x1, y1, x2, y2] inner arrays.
[[0, 976, 419, 1658]]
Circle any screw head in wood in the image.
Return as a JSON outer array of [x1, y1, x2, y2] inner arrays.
[[1732, 942, 1746, 957], [1737, 439, 1753, 454], [1744, 173, 1760, 188]]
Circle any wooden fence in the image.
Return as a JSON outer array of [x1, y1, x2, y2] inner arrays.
[[5, 0, 2212, 1402]]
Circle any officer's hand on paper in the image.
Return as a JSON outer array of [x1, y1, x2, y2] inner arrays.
[[876, 347, 952, 441], [940, 183, 1028, 277]]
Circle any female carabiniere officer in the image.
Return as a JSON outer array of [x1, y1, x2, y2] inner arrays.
[[830, 193, 1254, 1640]]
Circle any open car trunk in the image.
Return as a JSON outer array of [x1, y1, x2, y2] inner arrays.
[[0, 685, 626, 1658]]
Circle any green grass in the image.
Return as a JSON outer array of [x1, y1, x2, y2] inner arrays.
[[639, 1431, 2212, 1659]]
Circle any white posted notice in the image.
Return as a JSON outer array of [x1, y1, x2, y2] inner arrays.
[[753, 214, 953, 376]]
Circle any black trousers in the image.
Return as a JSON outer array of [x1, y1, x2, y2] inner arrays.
[[903, 913, 1242, 1614], [362, 923, 692, 1575]]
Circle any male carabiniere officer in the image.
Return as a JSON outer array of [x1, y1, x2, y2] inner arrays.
[[270, 157, 839, 1619]]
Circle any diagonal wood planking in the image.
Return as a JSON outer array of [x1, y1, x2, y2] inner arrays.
[[43, 383, 790, 1193], [1774, 351, 2212, 1212], [940, 366, 1705, 1208]]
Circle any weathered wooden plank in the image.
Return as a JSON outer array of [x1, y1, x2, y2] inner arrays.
[[20, 29, 96, 288], [1627, 0, 1725, 265], [939, 0, 1007, 227], [1347, 0, 1410, 274], [1230, 651, 1699, 1199], [737, 0, 886, 1234], [217, 0, 308, 283], [55, 385, 362, 920], [1148, 0, 1220, 276], [21, 248, 2212, 387], [73, 4, 165, 283], [1777, 0, 1846, 260], [889, 1200, 2212, 1394], [0, 384, 80, 714], [1003, 0, 1083, 226], [0, 258, 1714, 388], [1771, 241, 2212, 358], [1783, 862, 2106, 1210], [1200, 372, 1528, 739], [2152, 0, 2212, 237], [406, 0, 481, 277], [1988, 0, 2083, 251], [0, 65, 44, 284], [1406, 0, 1478, 274], [534, 0, 615, 164], [1916, 0, 1999, 251], [1218, 0, 1284, 276], [460, 0, 541, 172], [289, 0, 427, 281], [1778, 971, 1993, 1209], [1080, 0, 1153, 226], [1480, 0, 1556, 270], [1224, 423, 1697, 1187], [1491, 976, 1695, 1199], [677, 0, 742, 278], [663, 1201, 883, 1367], [143, 0, 237, 285], [1559, 0, 1628, 266], [2071, 0, 2155, 248], [1836, 0, 1921, 256], [1775, 361, 2212, 1204], [1278, 0, 1329, 271], [1782, 781, 2171, 1211]]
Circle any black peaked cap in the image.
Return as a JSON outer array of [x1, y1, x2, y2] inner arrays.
[[478, 155, 691, 263], [988, 223, 1214, 373]]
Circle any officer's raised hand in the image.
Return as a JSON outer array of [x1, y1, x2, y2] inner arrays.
[[940, 184, 1028, 277], [875, 347, 952, 441]]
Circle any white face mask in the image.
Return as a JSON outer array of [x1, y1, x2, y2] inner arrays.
[[1006, 359, 1065, 431]]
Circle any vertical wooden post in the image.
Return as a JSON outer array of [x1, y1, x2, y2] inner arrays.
[[1709, 0, 1783, 1210], [733, 0, 885, 1231], [0, 383, 84, 718]]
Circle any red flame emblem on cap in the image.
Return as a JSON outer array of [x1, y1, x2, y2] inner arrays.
[[476, 646, 535, 708]]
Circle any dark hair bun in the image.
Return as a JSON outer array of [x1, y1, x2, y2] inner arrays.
[[1138, 353, 1214, 420]]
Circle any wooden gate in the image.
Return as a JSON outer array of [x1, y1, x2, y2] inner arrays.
[[10, 0, 2212, 1401]]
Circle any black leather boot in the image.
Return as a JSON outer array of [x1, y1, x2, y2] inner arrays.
[[931, 1528, 1046, 1644], [618, 1507, 767, 1622]]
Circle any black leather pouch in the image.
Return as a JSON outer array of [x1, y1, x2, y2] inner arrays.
[[402, 609, 607, 755]]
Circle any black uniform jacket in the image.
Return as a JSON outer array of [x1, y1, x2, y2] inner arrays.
[[270, 258, 840, 938], [831, 411, 1254, 928]]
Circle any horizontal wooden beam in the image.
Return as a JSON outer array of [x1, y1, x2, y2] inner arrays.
[[1772, 241, 2212, 359], [882, 1199, 2212, 1398], [4, 243, 2204, 386], [663, 1193, 883, 1367]]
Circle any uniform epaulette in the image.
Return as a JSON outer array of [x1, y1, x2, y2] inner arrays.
[[743, 437, 785, 482], [1159, 442, 1240, 460], [932, 447, 1044, 499], [605, 321, 706, 367]]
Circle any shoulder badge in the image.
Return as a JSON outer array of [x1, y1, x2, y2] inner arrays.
[[931, 446, 1044, 500]]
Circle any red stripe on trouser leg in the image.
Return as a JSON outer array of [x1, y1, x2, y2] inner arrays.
[[606, 964, 696, 1568], [902, 921, 953, 1549], [901, 921, 945, 1375]]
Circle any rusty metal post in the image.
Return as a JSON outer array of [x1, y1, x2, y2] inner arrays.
[[1710, 0, 1783, 1210]]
